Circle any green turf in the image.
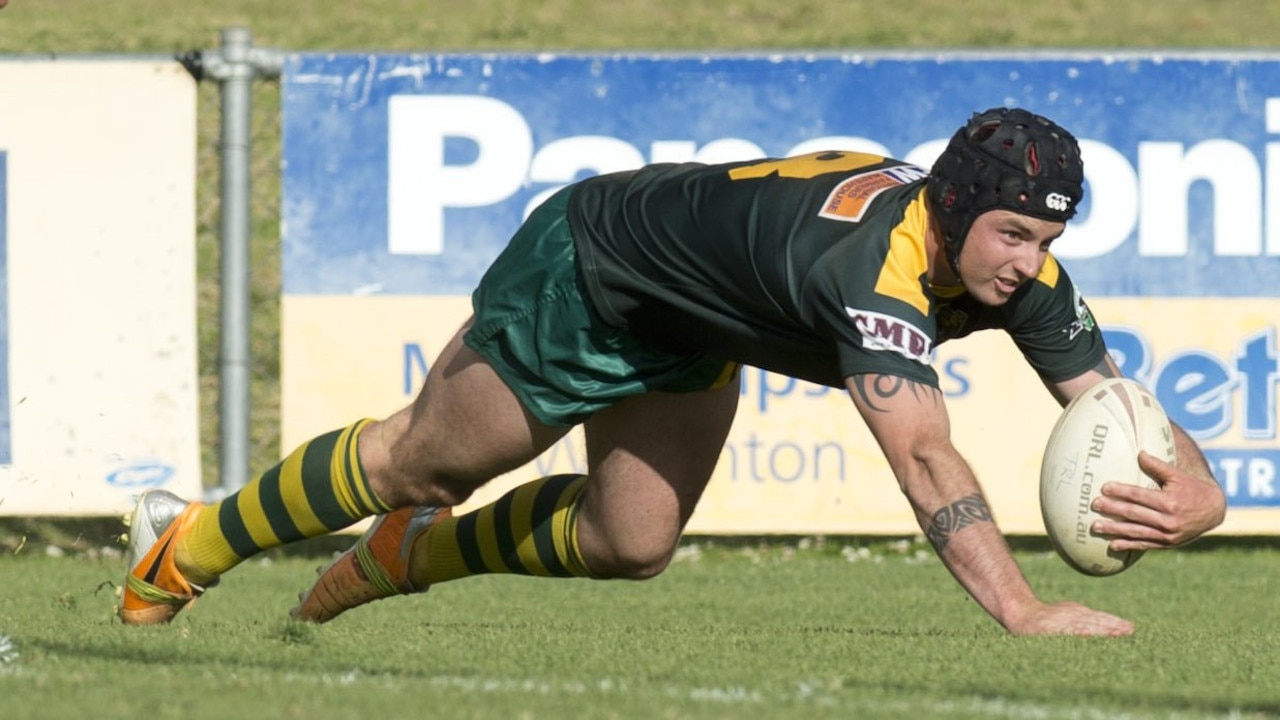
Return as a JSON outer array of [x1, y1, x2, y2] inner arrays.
[[3, 4, 1280, 718], [1, 539, 1278, 719]]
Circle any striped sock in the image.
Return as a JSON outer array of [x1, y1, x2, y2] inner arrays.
[[414, 474, 595, 585], [177, 419, 392, 583]]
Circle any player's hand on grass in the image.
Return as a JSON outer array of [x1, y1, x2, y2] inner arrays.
[[1091, 451, 1227, 552], [1006, 600, 1135, 637]]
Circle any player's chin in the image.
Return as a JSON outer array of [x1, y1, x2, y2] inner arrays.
[[973, 287, 1013, 307]]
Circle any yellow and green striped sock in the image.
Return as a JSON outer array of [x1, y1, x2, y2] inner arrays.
[[414, 473, 595, 585], [176, 419, 392, 583]]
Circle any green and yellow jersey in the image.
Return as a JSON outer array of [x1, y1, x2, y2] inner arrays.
[[567, 151, 1103, 389]]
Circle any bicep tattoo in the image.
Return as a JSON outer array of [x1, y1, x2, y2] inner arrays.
[[851, 374, 939, 413], [925, 493, 993, 552]]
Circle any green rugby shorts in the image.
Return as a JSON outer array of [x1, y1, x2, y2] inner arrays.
[[463, 186, 739, 427]]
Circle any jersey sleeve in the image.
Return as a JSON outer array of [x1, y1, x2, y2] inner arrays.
[[806, 247, 942, 388], [1003, 259, 1107, 383], [803, 184, 943, 388]]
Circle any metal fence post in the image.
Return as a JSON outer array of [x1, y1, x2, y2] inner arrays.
[[183, 28, 283, 502]]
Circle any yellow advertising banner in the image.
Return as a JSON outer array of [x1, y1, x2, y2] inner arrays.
[[282, 295, 1279, 536]]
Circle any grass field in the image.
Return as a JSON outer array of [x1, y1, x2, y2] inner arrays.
[[2, 537, 1279, 719], [4, 2, 1280, 718]]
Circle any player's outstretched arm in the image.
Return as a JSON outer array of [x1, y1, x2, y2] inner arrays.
[[846, 372, 1134, 637]]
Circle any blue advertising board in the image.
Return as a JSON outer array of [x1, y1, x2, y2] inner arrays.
[[283, 52, 1280, 297], [281, 53, 1280, 530]]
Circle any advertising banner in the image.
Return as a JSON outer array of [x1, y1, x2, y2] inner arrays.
[[0, 60, 201, 515], [282, 52, 1280, 534]]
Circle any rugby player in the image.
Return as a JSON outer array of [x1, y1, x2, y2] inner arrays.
[[119, 107, 1225, 635]]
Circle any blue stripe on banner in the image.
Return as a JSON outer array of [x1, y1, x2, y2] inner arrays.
[[282, 53, 1280, 298], [1204, 449, 1280, 507]]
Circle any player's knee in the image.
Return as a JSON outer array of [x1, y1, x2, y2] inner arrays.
[[589, 543, 676, 580]]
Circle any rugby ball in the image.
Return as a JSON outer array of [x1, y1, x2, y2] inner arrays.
[[1039, 378, 1176, 576]]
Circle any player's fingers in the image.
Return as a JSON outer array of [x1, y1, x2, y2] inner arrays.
[[1137, 450, 1177, 486], [1083, 613, 1136, 637], [1097, 481, 1169, 513], [1013, 602, 1135, 637], [1106, 535, 1171, 552], [1046, 603, 1135, 637], [1093, 515, 1176, 549], [1092, 494, 1177, 535]]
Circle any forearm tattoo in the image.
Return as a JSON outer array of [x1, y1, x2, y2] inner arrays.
[[925, 493, 993, 552], [852, 374, 938, 413]]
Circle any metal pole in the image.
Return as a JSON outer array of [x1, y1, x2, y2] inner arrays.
[[215, 27, 254, 500], [179, 29, 283, 502]]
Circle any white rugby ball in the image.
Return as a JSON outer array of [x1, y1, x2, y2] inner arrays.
[[1039, 378, 1176, 576]]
